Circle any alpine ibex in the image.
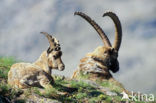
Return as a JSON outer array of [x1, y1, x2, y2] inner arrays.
[[8, 32, 65, 89], [72, 11, 122, 80]]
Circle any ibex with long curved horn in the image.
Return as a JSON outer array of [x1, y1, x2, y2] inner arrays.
[[72, 11, 122, 80], [8, 32, 65, 89]]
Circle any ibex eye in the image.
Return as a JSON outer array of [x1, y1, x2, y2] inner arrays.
[[55, 47, 60, 51], [53, 55, 56, 59], [52, 38, 54, 42], [104, 51, 108, 54], [56, 44, 60, 47]]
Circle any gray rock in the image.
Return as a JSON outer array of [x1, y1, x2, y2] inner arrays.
[[25, 94, 61, 103], [106, 91, 117, 96]]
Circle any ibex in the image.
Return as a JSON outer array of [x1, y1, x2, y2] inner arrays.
[[8, 32, 65, 89], [72, 11, 122, 80]]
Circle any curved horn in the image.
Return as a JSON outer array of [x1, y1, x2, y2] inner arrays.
[[103, 11, 122, 51], [40, 32, 55, 48], [74, 12, 111, 47]]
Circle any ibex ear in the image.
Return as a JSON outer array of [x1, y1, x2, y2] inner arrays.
[[91, 55, 99, 61], [111, 48, 115, 52], [91, 55, 96, 59], [111, 48, 118, 53], [47, 47, 53, 54], [110, 48, 118, 57]]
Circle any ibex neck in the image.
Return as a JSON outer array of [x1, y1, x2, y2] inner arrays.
[[79, 56, 112, 79], [33, 51, 50, 74]]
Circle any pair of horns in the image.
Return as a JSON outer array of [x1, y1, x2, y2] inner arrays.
[[41, 32, 60, 49], [74, 11, 122, 51]]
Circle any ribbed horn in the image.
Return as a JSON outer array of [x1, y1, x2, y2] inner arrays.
[[74, 12, 111, 47], [103, 11, 122, 51], [41, 32, 55, 49]]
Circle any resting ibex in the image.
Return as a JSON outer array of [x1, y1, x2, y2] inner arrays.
[[72, 11, 122, 80], [8, 32, 65, 89]]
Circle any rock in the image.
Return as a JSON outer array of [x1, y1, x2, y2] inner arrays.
[[25, 94, 61, 103], [106, 91, 117, 96]]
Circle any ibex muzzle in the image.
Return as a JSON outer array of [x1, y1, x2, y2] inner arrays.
[[47, 51, 65, 71]]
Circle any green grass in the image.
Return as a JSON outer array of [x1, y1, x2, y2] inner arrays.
[[70, 80, 95, 90], [0, 57, 16, 66], [0, 57, 24, 102], [30, 77, 107, 102], [78, 71, 90, 79], [0, 57, 154, 103], [14, 99, 26, 103], [96, 79, 122, 93], [0, 57, 16, 79], [68, 80, 106, 102], [0, 81, 22, 100]]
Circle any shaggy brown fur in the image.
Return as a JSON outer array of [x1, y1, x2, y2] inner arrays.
[[8, 32, 65, 89]]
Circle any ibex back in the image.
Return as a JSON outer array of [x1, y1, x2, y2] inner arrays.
[[8, 32, 65, 89], [72, 11, 122, 80]]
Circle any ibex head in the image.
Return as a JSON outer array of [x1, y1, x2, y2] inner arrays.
[[74, 11, 122, 73], [41, 32, 65, 71]]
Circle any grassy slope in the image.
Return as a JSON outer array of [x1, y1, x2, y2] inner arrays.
[[0, 57, 155, 103], [0, 57, 24, 103], [0, 57, 16, 79]]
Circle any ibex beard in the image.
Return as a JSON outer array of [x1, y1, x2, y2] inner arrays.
[[72, 11, 122, 81], [8, 32, 65, 89]]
